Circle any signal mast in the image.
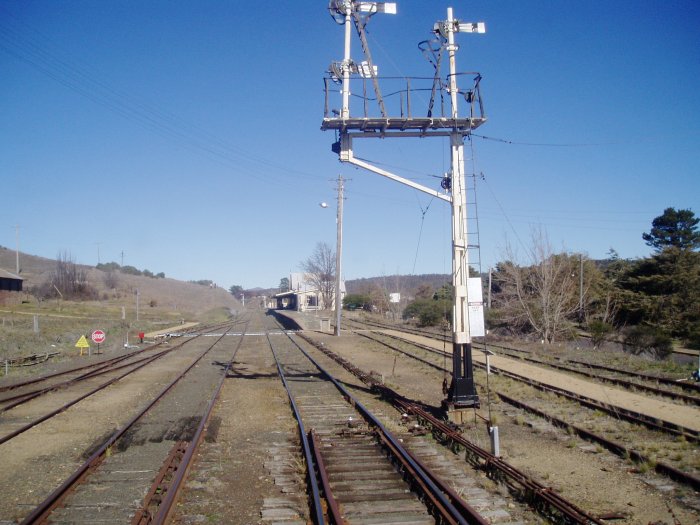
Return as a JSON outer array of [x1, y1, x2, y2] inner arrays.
[[322, 1, 487, 420]]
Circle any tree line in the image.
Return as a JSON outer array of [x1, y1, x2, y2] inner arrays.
[[343, 207, 699, 357]]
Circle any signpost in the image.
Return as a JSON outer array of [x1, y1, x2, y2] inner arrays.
[[91, 330, 106, 354], [75, 335, 90, 356]]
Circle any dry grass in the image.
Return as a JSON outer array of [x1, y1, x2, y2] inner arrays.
[[0, 249, 240, 365]]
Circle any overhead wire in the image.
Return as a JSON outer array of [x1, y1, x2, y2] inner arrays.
[[472, 133, 632, 148], [410, 195, 434, 274], [353, 155, 444, 181], [0, 7, 325, 187]]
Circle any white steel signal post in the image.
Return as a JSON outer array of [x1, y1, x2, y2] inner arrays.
[[322, 2, 487, 416]]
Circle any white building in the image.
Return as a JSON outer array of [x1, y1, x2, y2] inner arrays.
[[272, 272, 345, 312]]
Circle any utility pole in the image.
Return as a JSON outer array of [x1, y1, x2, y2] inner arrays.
[[135, 289, 140, 322], [322, 2, 486, 419], [15, 225, 20, 274], [334, 175, 345, 336], [487, 267, 492, 309], [579, 254, 584, 322]]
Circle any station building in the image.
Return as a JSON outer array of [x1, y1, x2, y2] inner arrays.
[[272, 272, 345, 312]]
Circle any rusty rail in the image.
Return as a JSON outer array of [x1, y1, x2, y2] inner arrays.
[[146, 322, 248, 525], [367, 330, 699, 442], [281, 331, 491, 525], [352, 330, 700, 491], [268, 331, 326, 525], [400, 399, 605, 525], [299, 332, 605, 525], [0, 337, 197, 446], [131, 441, 188, 524], [309, 430, 346, 525], [497, 392, 700, 491], [19, 322, 239, 525], [347, 317, 699, 393]]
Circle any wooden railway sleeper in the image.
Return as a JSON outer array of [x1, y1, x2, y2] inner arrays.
[[131, 440, 188, 524], [302, 330, 606, 525]]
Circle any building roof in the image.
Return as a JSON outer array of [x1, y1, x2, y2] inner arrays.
[[0, 269, 23, 280]]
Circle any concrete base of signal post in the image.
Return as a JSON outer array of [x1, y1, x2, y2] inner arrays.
[[445, 406, 473, 425]]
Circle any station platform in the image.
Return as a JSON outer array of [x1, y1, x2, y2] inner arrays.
[[271, 309, 333, 332]]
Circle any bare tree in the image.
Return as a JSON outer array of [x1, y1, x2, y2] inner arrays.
[[301, 242, 336, 310], [47, 251, 96, 299], [495, 229, 579, 343], [104, 271, 119, 290]]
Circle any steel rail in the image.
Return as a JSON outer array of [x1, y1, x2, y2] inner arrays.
[[0, 322, 230, 413], [471, 344, 700, 405], [370, 329, 700, 442], [0, 347, 171, 410], [353, 330, 700, 492], [496, 392, 700, 491], [487, 365, 699, 442], [401, 444, 488, 524], [397, 399, 605, 525], [309, 430, 346, 525], [563, 357, 700, 394], [347, 317, 699, 393], [19, 321, 239, 525], [376, 429, 462, 525], [0, 344, 162, 394], [267, 331, 326, 525], [0, 319, 225, 395], [298, 332, 606, 525], [148, 320, 250, 525], [0, 335, 201, 446], [132, 441, 188, 524], [280, 331, 481, 525]]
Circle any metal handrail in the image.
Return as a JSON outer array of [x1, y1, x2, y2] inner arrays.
[[322, 73, 484, 121]]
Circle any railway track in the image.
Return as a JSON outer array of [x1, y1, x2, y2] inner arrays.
[[4, 307, 696, 523], [347, 316, 700, 398], [342, 323, 700, 493], [352, 326, 700, 442], [1, 316, 247, 524], [282, 327, 608, 524], [0, 321, 239, 447], [268, 321, 527, 524]]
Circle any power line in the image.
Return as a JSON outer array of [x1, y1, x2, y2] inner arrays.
[[472, 133, 634, 148], [0, 7, 324, 186]]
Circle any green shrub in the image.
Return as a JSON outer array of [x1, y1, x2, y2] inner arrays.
[[343, 293, 371, 311], [623, 325, 672, 360], [588, 320, 613, 348], [685, 326, 700, 350], [402, 299, 450, 327]]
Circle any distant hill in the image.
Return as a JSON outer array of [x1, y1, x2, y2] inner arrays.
[[260, 274, 455, 301], [0, 246, 240, 317], [346, 274, 451, 300]]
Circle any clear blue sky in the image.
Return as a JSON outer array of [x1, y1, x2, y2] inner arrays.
[[1, 1, 698, 290]]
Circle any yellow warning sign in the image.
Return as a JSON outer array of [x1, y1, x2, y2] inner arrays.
[[75, 335, 90, 348]]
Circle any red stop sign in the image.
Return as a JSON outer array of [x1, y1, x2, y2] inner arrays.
[[91, 330, 106, 344]]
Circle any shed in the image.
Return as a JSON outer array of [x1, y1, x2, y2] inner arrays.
[[0, 269, 23, 292]]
